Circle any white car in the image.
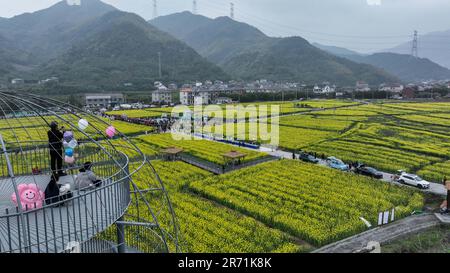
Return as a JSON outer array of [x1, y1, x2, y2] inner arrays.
[[397, 172, 430, 189]]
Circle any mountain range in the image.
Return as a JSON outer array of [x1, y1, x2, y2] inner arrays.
[[386, 29, 450, 70], [0, 35, 23, 76], [0, 0, 227, 88], [315, 43, 450, 82], [344, 53, 450, 83], [0, 0, 115, 64], [312, 43, 364, 57], [151, 12, 398, 86], [1, 0, 449, 90]]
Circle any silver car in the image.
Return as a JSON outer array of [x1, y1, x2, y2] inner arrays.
[[397, 172, 430, 189]]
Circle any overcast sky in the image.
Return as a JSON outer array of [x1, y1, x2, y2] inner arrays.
[[1, 0, 449, 53]]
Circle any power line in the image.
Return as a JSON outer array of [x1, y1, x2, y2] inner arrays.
[[201, 1, 408, 44], [196, 0, 450, 52], [203, 1, 426, 54], [205, 0, 414, 39]]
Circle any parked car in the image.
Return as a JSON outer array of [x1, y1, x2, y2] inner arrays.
[[396, 172, 430, 189], [355, 165, 383, 179], [327, 157, 349, 171], [299, 152, 319, 163]]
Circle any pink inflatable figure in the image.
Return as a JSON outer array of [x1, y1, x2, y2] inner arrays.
[[11, 184, 45, 210]]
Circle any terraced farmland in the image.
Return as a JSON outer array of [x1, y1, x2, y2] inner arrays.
[[131, 161, 304, 253], [105, 100, 359, 119], [417, 160, 450, 183], [278, 115, 353, 132], [189, 160, 423, 246], [5, 99, 449, 254], [101, 100, 450, 253], [138, 133, 266, 165], [0, 114, 154, 146], [265, 101, 450, 182]]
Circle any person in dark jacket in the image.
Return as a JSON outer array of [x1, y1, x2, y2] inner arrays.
[[45, 173, 60, 206], [75, 162, 101, 190], [48, 121, 65, 177]]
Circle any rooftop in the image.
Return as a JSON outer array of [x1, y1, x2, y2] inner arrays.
[[223, 150, 247, 159], [160, 147, 184, 155]]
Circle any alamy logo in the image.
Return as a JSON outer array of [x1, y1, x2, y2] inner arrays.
[[170, 99, 280, 148]]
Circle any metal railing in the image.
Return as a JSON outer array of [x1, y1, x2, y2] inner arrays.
[[0, 91, 181, 253], [0, 177, 131, 253], [0, 141, 124, 179], [0, 140, 132, 253], [61, 238, 119, 253]]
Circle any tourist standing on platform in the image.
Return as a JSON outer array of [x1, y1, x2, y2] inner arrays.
[[48, 121, 66, 177]]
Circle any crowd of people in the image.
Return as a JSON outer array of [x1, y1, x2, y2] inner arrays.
[[109, 114, 176, 133]]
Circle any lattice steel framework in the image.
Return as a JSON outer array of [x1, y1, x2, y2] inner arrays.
[[0, 91, 181, 253]]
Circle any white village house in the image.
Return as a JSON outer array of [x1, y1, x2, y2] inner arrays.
[[180, 85, 195, 105], [85, 93, 124, 108], [355, 81, 371, 92], [180, 84, 216, 105], [379, 83, 404, 92], [152, 83, 173, 104], [313, 84, 336, 94]]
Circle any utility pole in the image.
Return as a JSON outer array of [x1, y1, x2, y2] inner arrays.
[[411, 30, 418, 58], [446, 179, 450, 212], [152, 0, 157, 19], [193, 0, 198, 14], [230, 2, 235, 19], [158, 52, 162, 79]]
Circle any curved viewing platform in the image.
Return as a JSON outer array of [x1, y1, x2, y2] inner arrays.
[[0, 91, 180, 253], [0, 144, 132, 253]]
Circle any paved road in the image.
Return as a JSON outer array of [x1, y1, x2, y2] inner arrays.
[[313, 213, 440, 253], [264, 148, 447, 196], [435, 213, 450, 224], [379, 171, 447, 196]]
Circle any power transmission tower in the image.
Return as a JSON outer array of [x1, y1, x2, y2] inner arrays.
[[411, 30, 418, 58], [158, 52, 162, 79], [153, 0, 158, 19], [193, 0, 198, 14], [230, 2, 235, 19]]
